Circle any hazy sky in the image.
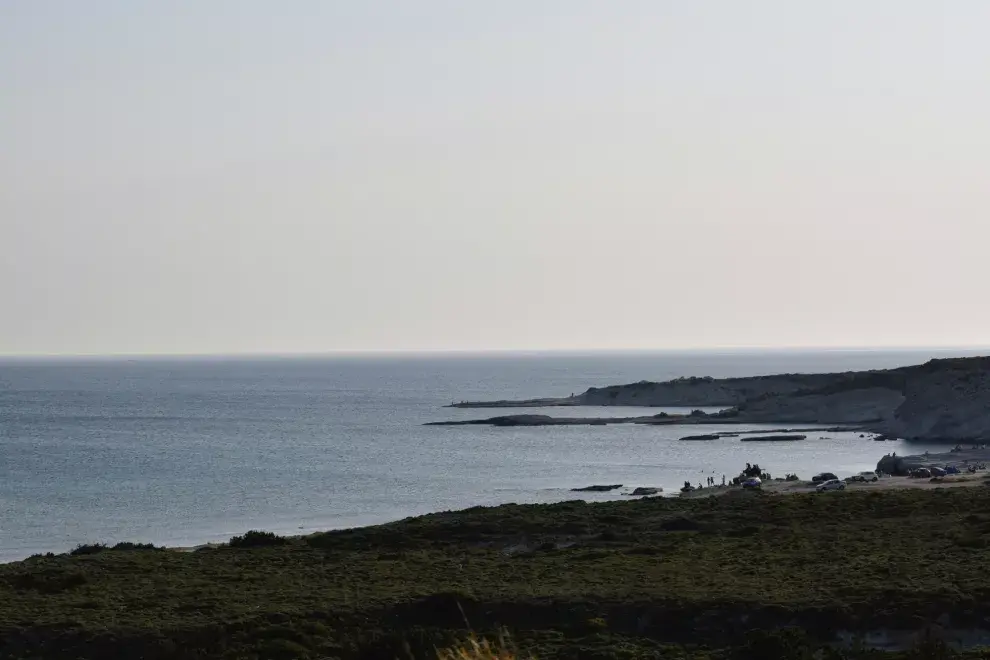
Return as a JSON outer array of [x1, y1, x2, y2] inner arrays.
[[3, 1, 989, 355]]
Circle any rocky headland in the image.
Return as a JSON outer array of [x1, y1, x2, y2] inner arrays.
[[440, 357, 990, 441]]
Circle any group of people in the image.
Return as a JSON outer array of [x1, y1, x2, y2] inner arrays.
[[685, 463, 784, 491], [693, 474, 727, 489]]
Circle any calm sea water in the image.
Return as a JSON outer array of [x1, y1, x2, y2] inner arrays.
[[0, 349, 981, 562]]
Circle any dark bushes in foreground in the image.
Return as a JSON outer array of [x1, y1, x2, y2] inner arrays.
[[6, 489, 990, 658]]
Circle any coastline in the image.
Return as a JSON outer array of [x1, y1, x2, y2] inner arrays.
[[7, 352, 986, 559], [7, 443, 978, 564], [176, 471, 990, 551], [680, 472, 989, 499]]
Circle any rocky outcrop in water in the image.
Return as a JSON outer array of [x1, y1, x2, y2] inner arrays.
[[426, 414, 650, 427], [628, 487, 661, 496]]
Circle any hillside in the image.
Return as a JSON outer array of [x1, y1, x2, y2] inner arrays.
[[3, 488, 990, 658]]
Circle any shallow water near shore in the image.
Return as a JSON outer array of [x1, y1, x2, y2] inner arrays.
[[0, 348, 981, 562]]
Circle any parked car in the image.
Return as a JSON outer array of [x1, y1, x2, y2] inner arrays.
[[812, 472, 839, 483], [742, 477, 762, 489], [930, 467, 947, 477], [910, 468, 932, 478], [847, 471, 879, 482], [945, 466, 961, 475], [816, 479, 845, 492]]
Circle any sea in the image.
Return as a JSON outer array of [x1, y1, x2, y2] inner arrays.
[[1, 348, 983, 562]]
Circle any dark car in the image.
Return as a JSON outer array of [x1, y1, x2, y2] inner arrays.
[[910, 467, 932, 478], [812, 472, 838, 483]]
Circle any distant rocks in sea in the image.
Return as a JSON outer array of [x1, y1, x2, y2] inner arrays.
[[570, 484, 662, 496], [571, 484, 623, 492], [426, 414, 641, 427], [739, 434, 807, 442], [627, 487, 661, 496], [425, 414, 558, 427], [489, 414, 555, 426], [680, 434, 720, 441]]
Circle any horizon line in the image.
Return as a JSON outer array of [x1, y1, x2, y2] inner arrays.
[[2, 344, 989, 360]]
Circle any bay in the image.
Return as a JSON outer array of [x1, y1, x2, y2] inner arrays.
[[0, 348, 977, 561]]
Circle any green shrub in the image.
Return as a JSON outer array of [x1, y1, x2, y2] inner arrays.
[[26, 552, 56, 560], [111, 542, 160, 551], [228, 530, 289, 548], [70, 543, 107, 556], [583, 617, 608, 633]]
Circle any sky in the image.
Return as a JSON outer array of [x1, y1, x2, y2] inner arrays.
[[2, 1, 990, 355]]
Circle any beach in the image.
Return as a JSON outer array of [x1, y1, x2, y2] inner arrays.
[[680, 471, 990, 498]]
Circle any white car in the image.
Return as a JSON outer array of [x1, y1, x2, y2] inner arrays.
[[846, 471, 879, 483], [816, 479, 846, 492]]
